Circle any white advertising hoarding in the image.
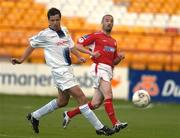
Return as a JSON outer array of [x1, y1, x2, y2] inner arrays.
[[0, 63, 129, 99]]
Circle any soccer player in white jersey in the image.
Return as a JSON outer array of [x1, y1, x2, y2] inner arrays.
[[11, 8, 114, 136]]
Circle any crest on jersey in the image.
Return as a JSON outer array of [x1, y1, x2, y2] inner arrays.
[[78, 37, 84, 43]]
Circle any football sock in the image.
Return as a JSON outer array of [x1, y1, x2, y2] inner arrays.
[[104, 98, 118, 126], [32, 99, 58, 120], [67, 107, 80, 118], [67, 101, 93, 118], [79, 104, 104, 130]]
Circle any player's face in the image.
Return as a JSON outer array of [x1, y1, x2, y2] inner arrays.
[[48, 14, 61, 31], [102, 15, 114, 33]]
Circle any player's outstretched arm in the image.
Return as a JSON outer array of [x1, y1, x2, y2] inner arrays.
[[76, 44, 101, 58], [11, 45, 35, 65], [76, 44, 92, 55]]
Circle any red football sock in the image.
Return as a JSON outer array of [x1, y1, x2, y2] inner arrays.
[[67, 101, 94, 118], [67, 107, 80, 118], [104, 98, 118, 126]]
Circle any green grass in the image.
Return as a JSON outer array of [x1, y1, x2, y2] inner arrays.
[[0, 94, 180, 138]]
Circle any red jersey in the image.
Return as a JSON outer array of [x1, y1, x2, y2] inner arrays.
[[77, 31, 118, 67]]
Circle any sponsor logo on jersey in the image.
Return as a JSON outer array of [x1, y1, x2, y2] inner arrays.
[[133, 75, 159, 96], [104, 46, 115, 52], [56, 39, 69, 45]]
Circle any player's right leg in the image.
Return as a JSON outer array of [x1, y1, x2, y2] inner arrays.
[[26, 98, 59, 134], [27, 113, 39, 133], [27, 89, 70, 133]]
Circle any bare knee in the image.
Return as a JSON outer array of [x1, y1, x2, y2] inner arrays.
[[92, 104, 101, 109], [77, 95, 88, 106], [60, 100, 69, 107], [91, 101, 102, 109], [57, 98, 69, 107], [68, 86, 88, 105], [57, 89, 70, 107]]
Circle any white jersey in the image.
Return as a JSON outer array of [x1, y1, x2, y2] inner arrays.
[[29, 26, 74, 68]]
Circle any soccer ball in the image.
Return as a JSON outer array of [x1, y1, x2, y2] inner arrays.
[[132, 90, 151, 108]]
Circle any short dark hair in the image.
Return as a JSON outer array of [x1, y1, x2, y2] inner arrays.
[[101, 14, 113, 23], [47, 8, 61, 19]]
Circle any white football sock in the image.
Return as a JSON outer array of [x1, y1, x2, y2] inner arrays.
[[79, 104, 104, 130], [32, 99, 58, 120]]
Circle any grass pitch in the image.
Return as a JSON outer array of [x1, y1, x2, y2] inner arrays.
[[0, 94, 179, 138]]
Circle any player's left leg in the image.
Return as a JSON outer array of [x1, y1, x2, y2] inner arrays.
[[99, 79, 128, 133], [91, 88, 104, 109], [99, 79, 117, 125]]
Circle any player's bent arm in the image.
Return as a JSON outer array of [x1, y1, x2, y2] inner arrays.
[[114, 57, 122, 65], [114, 52, 125, 65], [76, 44, 93, 56], [76, 44, 101, 58], [11, 45, 35, 64]]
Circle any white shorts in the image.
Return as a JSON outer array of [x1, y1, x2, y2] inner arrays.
[[51, 65, 78, 91], [90, 63, 113, 88]]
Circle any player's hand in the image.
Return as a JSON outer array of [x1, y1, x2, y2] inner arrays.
[[117, 52, 125, 60], [78, 57, 86, 63], [11, 58, 23, 65], [91, 51, 101, 58]]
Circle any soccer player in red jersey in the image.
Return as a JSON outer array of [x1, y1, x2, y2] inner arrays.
[[63, 14, 128, 133]]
